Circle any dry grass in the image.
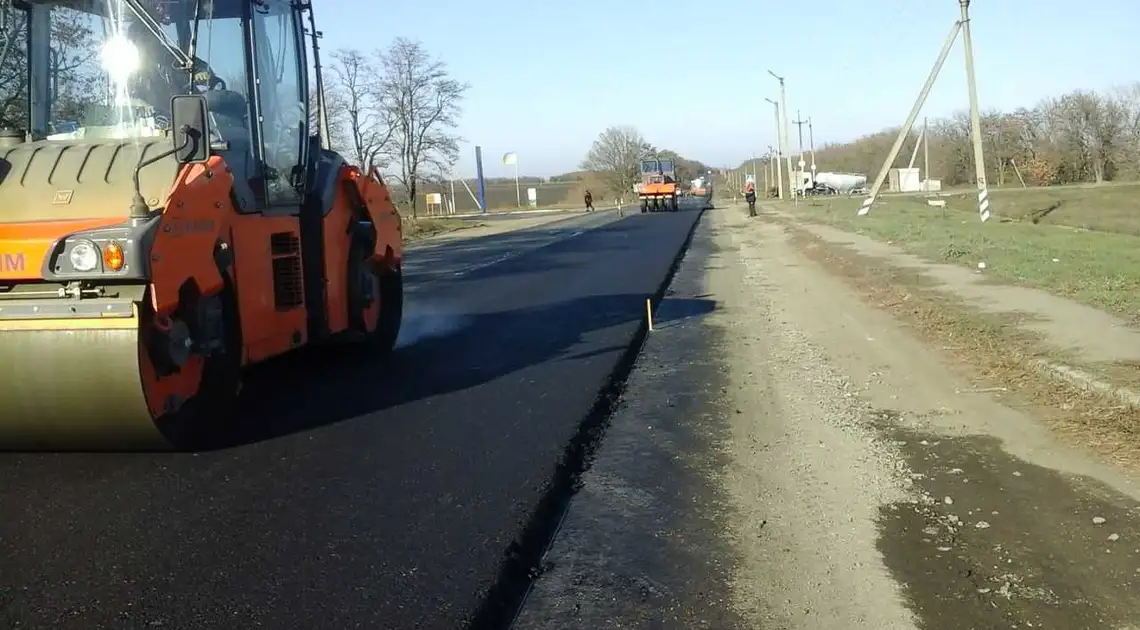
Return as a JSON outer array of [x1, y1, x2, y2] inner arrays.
[[784, 183, 1140, 322], [781, 221, 1140, 472], [401, 217, 473, 241]]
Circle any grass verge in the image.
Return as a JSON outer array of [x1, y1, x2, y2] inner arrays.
[[401, 217, 473, 241], [778, 219, 1140, 472], [784, 183, 1140, 323]]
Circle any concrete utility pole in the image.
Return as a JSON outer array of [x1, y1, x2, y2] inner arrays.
[[959, 0, 989, 220], [769, 70, 796, 203], [793, 111, 809, 190], [792, 110, 808, 163], [858, 0, 989, 221], [807, 117, 817, 177], [924, 116, 930, 191], [765, 97, 785, 200]]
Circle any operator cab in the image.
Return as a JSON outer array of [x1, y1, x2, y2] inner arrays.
[[0, 0, 311, 213]]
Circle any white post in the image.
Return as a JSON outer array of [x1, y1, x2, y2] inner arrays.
[[960, 0, 990, 222], [770, 71, 796, 205], [449, 177, 457, 215], [766, 98, 784, 200], [514, 160, 521, 207]]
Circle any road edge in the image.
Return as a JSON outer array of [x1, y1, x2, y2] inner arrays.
[[462, 207, 709, 630]]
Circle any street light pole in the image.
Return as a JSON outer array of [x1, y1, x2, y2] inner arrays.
[[765, 97, 785, 200], [769, 69, 795, 203]]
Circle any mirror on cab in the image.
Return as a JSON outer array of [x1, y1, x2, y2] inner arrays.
[[171, 94, 211, 164]]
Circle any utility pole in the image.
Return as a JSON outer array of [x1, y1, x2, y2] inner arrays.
[[959, 0, 989, 220], [792, 110, 808, 163], [769, 70, 796, 204], [765, 98, 785, 200], [793, 110, 809, 190], [923, 116, 930, 191], [768, 145, 776, 189], [858, 0, 988, 221], [808, 118, 817, 178]]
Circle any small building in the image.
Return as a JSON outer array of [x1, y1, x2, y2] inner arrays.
[[888, 167, 921, 192]]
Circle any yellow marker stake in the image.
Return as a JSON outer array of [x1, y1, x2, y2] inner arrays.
[[646, 298, 654, 331]]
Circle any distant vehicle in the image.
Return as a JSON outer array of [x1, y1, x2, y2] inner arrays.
[[805, 172, 867, 195], [638, 158, 680, 212]]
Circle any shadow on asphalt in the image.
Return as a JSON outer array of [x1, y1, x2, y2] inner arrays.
[[215, 293, 716, 449]]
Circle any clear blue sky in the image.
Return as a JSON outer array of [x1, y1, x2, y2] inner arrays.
[[317, 0, 1138, 179]]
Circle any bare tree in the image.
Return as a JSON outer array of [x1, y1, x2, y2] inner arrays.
[[375, 37, 468, 218], [327, 48, 392, 170], [0, 6, 100, 129], [308, 85, 348, 152], [580, 125, 648, 199]]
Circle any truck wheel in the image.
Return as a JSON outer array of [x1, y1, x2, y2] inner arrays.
[[640, 199, 648, 213]]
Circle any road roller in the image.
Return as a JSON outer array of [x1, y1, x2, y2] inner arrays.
[[638, 158, 680, 212], [0, 0, 402, 450]]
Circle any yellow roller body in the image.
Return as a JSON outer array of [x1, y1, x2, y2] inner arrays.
[[0, 300, 186, 451]]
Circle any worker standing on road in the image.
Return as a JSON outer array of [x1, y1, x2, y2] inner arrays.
[[584, 189, 595, 212], [744, 181, 757, 217]]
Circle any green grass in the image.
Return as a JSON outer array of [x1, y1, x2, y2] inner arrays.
[[788, 183, 1140, 321]]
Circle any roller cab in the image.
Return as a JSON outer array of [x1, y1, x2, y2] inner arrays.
[[0, 0, 402, 451]]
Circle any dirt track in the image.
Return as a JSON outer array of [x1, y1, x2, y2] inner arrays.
[[518, 204, 1140, 629]]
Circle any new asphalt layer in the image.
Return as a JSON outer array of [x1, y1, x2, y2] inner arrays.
[[0, 201, 706, 629]]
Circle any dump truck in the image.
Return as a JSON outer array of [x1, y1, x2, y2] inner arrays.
[[639, 158, 679, 212], [0, 0, 403, 451]]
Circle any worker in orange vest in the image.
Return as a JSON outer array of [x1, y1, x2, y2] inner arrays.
[[743, 181, 757, 217]]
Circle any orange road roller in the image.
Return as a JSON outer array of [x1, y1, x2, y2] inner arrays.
[[0, 0, 402, 450]]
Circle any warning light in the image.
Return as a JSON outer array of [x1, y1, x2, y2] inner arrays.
[[103, 241, 125, 271]]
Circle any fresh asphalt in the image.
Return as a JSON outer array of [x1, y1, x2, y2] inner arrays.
[[0, 200, 707, 629]]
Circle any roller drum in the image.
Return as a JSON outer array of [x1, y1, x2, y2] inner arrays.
[[0, 325, 170, 451]]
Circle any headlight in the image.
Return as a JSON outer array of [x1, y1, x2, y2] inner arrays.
[[68, 241, 99, 272]]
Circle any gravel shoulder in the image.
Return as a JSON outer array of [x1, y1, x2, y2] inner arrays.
[[515, 205, 1140, 629]]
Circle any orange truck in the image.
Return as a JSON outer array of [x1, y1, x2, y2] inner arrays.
[[0, 0, 403, 451], [638, 158, 680, 212]]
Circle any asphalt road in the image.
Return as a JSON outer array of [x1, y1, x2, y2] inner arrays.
[[0, 200, 705, 629]]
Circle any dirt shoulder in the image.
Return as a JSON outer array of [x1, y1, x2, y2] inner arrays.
[[719, 206, 1140, 629], [518, 205, 1140, 629], [765, 200, 1140, 473]]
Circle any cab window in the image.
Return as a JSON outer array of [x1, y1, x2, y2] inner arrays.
[[252, 0, 306, 207]]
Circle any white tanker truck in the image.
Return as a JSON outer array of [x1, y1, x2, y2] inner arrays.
[[802, 172, 867, 195]]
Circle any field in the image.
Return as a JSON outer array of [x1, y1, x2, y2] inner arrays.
[[788, 182, 1140, 320], [411, 180, 600, 215]]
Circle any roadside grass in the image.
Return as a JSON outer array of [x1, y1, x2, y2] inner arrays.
[[401, 216, 473, 241], [781, 221, 1140, 472], [782, 183, 1140, 323]]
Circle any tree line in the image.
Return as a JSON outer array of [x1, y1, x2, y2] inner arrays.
[[316, 39, 468, 217], [765, 83, 1140, 188]]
